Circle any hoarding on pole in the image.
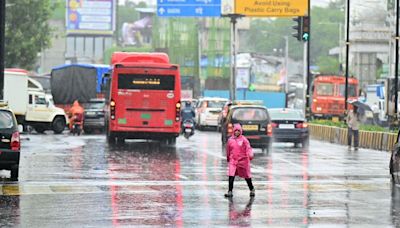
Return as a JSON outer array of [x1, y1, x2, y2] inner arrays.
[[236, 68, 250, 89], [66, 0, 116, 35], [234, 0, 308, 17]]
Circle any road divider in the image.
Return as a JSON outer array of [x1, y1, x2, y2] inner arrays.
[[309, 124, 397, 151]]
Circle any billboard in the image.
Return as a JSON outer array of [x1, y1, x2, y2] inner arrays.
[[66, 0, 116, 35]]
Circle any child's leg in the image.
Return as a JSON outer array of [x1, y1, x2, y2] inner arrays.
[[229, 176, 235, 191], [245, 178, 254, 190]]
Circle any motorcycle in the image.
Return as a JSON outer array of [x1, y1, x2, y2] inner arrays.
[[70, 113, 83, 136], [182, 119, 195, 139]]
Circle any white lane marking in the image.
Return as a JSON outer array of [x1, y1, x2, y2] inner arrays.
[[175, 174, 189, 180], [12, 178, 389, 187]]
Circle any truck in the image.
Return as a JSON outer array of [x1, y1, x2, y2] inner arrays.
[[50, 63, 111, 113], [4, 69, 68, 134], [310, 75, 359, 120]]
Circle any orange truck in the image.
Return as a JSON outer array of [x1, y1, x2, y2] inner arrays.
[[311, 75, 358, 119]]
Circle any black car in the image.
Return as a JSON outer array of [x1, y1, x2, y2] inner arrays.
[[0, 108, 21, 180], [83, 98, 106, 133], [268, 108, 309, 147], [221, 105, 272, 152]]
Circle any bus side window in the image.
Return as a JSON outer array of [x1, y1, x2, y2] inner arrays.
[[29, 95, 33, 105]]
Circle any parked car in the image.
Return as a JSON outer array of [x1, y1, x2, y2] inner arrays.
[[83, 98, 106, 134], [0, 106, 22, 180], [221, 105, 272, 153], [390, 130, 400, 184], [268, 108, 309, 147], [196, 97, 228, 130]]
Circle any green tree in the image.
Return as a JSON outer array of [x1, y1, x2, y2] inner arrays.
[[50, 0, 65, 20], [5, 0, 53, 70], [316, 56, 340, 73], [311, 5, 344, 69], [243, 18, 303, 60]]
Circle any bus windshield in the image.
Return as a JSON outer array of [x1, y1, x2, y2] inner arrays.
[[118, 74, 175, 90], [339, 84, 357, 97], [315, 83, 334, 96]]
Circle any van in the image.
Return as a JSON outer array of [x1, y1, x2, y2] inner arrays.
[[195, 97, 228, 130]]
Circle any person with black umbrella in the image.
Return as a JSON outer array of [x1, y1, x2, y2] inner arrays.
[[346, 105, 364, 150]]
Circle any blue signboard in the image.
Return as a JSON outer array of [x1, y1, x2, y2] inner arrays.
[[157, 0, 221, 17], [158, 0, 221, 4]]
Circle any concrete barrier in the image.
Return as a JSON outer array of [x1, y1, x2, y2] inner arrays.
[[309, 124, 397, 151]]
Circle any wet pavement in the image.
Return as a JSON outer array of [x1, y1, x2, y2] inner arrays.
[[0, 130, 397, 227]]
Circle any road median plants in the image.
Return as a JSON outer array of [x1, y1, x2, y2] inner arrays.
[[309, 119, 397, 133]]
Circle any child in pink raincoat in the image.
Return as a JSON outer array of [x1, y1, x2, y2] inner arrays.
[[225, 124, 255, 198]]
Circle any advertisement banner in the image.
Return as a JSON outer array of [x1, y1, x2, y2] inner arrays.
[[66, 0, 116, 35], [236, 68, 250, 89]]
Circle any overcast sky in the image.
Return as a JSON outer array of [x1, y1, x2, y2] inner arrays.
[[119, 0, 331, 7]]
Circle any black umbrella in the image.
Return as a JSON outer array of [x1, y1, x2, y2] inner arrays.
[[348, 100, 372, 114]]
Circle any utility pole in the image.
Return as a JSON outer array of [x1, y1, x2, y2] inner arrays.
[[284, 36, 289, 108], [344, 0, 351, 111], [197, 19, 202, 98], [395, 0, 399, 120], [339, 23, 343, 72], [305, 0, 311, 119], [223, 14, 243, 101], [0, 0, 5, 100], [303, 42, 307, 116]]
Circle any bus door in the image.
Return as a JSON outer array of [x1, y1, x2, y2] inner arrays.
[[115, 68, 179, 129]]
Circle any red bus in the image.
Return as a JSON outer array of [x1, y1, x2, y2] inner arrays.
[[105, 52, 181, 144], [311, 75, 358, 119]]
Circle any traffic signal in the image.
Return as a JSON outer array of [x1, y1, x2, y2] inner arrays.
[[292, 16, 303, 41], [302, 16, 310, 41]]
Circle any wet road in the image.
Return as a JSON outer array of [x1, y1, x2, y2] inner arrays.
[[0, 130, 397, 227]]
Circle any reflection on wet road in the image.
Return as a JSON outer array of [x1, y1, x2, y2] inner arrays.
[[0, 130, 396, 226]]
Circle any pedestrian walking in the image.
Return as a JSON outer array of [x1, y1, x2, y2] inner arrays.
[[346, 106, 363, 150], [225, 124, 255, 198]]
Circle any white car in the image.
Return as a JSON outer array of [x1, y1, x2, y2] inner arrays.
[[196, 97, 228, 130]]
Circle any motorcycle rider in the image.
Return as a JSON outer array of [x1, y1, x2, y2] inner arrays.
[[180, 101, 196, 135], [68, 100, 84, 132]]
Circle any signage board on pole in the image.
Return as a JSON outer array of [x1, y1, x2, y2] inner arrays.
[[236, 68, 250, 89], [66, 0, 116, 35], [234, 0, 308, 17], [157, 0, 222, 17]]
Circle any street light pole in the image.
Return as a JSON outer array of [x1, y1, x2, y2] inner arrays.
[[344, 0, 351, 111], [0, 0, 5, 100], [224, 14, 243, 101], [394, 0, 399, 119], [305, 0, 311, 118], [339, 23, 343, 71], [284, 36, 289, 107]]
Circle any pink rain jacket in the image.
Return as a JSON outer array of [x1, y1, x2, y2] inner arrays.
[[226, 124, 254, 178]]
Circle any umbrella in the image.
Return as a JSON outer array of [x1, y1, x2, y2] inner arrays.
[[348, 100, 372, 114]]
